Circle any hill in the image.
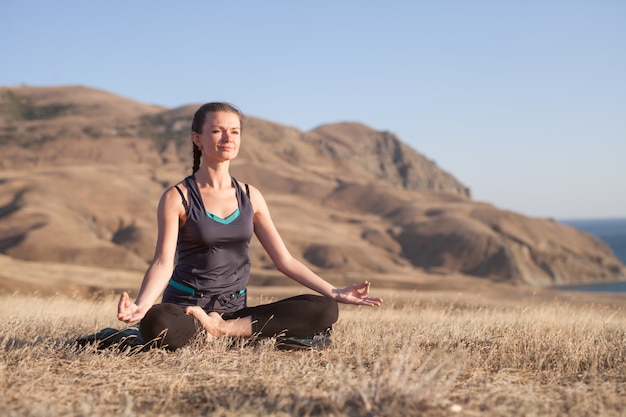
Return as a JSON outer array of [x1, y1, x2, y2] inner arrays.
[[0, 85, 623, 295]]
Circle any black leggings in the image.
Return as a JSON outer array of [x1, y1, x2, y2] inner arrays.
[[140, 294, 338, 351]]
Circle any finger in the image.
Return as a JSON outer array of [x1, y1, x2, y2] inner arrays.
[[117, 311, 131, 321], [117, 292, 129, 311], [351, 285, 370, 299], [128, 312, 144, 323], [346, 281, 370, 297], [361, 297, 383, 306]]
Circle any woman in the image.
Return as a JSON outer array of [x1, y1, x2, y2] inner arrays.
[[117, 102, 382, 351]]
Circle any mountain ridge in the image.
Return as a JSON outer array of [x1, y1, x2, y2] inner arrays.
[[0, 85, 623, 293]]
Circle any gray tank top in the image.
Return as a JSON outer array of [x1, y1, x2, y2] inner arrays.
[[163, 175, 254, 312]]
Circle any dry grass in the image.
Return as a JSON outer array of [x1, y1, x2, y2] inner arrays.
[[2, 289, 626, 417]]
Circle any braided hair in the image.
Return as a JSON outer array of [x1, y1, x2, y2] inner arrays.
[[191, 102, 243, 173]]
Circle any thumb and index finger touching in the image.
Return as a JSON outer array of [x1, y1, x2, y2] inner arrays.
[[117, 291, 141, 322], [117, 292, 133, 313], [346, 281, 383, 306]]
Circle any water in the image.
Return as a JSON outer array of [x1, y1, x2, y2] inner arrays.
[[557, 218, 626, 293], [560, 218, 626, 264]]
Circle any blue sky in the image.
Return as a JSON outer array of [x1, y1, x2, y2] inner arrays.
[[2, 1, 625, 219]]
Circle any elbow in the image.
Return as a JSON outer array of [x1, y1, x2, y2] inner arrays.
[[275, 262, 289, 275], [274, 255, 296, 276], [149, 258, 175, 272]]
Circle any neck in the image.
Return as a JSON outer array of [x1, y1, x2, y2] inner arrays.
[[194, 163, 232, 189]]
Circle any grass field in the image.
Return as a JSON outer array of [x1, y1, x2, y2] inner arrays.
[[2, 287, 626, 417]]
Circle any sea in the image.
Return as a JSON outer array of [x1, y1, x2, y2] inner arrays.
[[556, 217, 626, 293]]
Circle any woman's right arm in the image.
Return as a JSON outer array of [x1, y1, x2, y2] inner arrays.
[[117, 186, 184, 323]]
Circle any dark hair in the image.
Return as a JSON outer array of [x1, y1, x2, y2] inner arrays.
[[191, 102, 243, 173]]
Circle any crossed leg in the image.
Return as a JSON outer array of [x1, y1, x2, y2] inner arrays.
[[140, 295, 338, 350], [184, 306, 253, 338]]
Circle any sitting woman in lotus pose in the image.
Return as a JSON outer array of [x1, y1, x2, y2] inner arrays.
[[117, 102, 382, 350]]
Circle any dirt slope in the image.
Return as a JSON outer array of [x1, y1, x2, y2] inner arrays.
[[0, 85, 623, 294]]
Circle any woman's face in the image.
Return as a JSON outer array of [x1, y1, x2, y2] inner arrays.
[[192, 111, 241, 163]]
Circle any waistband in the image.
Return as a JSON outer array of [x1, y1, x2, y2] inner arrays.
[[168, 279, 246, 301]]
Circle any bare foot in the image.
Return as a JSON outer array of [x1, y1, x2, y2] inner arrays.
[[185, 306, 225, 338]]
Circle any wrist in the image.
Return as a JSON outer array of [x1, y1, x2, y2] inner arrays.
[[134, 299, 150, 311]]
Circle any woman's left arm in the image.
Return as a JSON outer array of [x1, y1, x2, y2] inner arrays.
[[249, 185, 382, 307]]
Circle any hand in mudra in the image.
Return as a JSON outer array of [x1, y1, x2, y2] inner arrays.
[[117, 292, 149, 323], [333, 281, 383, 306]]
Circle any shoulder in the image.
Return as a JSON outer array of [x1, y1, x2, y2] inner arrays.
[[163, 181, 187, 200], [236, 181, 260, 198], [159, 181, 189, 215], [235, 181, 266, 212]]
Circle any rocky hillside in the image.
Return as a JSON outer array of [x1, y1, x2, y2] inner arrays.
[[0, 85, 623, 288]]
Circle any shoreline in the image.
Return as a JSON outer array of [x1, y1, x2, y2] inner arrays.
[[553, 280, 626, 293]]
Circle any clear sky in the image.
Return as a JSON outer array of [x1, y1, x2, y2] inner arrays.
[[2, 1, 625, 220]]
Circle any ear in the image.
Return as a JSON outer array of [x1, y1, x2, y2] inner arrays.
[[191, 131, 202, 148]]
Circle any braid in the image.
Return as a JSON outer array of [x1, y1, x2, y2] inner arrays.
[[192, 143, 202, 173]]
